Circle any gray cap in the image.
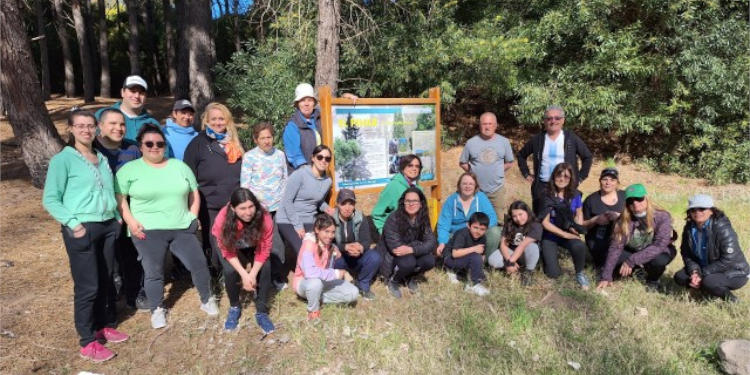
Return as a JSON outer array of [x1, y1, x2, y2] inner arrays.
[[173, 99, 194, 111], [688, 194, 714, 209], [337, 189, 356, 204]]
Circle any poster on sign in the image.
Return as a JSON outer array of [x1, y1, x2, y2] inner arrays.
[[331, 105, 437, 190]]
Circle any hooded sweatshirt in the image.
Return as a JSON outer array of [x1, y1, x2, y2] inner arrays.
[[95, 101, 161, 141], [436, 191, 498, 244], [163, 117, 199, 160]]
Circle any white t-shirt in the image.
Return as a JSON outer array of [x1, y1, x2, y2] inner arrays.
[[539, 132, 565, 182]]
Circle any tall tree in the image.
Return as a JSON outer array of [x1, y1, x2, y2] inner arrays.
[[174, 0, 189, 99], [1, 0, 65, 187], [71, 0, 95, 102], [33, 0, 51, 100], [315, 0, 340, 93], [232, 0, 240, 52], [97, 0, 111, 97], [126, 0, 140, 74], [163, 0, 176, 93], [52, 0, 76, 97], [186, 0, 215, 111], [143, 0, 163, 91]]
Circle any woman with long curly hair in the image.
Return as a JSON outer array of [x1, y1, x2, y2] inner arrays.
[[211, 188, 275, 333]]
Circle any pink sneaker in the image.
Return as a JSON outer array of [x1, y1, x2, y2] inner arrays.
[[79, 341, 115, 362], [95, 327, 129, 343]]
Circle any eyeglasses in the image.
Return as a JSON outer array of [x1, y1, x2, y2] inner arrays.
[[404, 199, 421, 206], [544, 116, 564, 121], [315, 155, 332, 162], [555, 174, 571, 180], [72, 124, 97, 130], [143, 141, 166, 149], [688, 207, 710, 214]]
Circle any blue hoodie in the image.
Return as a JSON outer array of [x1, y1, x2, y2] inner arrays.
[[163, 118, 199, 160], [95, 101, 161, 141], [436, 191, 498, 244]]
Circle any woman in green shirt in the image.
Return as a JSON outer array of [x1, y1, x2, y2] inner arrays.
[[43, 110, 127, 362], [116, 124, 217, 330]]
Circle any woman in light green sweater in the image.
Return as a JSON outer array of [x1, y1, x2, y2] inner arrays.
[[42, 110, 127, 362], [371, 154, 424, 233]]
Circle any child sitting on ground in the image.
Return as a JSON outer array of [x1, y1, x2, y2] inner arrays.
[[443, 212, 491, 296], [494, 200, 542, 286]]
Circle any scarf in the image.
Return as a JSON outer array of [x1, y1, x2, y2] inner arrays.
[[206, 126, 242, 163]]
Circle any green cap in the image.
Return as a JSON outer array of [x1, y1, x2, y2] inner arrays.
[[624, 183, 647, 199]]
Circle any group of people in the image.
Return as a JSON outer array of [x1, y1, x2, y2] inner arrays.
[[42, 76, 748, 363]]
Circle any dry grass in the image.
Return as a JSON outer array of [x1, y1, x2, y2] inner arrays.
[[1, 97, 749, 374]]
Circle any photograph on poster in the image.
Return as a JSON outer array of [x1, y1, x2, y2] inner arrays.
[[331, 105, 437, 190]]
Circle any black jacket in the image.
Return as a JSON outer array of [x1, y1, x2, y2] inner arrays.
[[517, 130, 593, 184], [680, 216, 750, 278], [376, 212, 437, 279], [183, 131, 242, 211]]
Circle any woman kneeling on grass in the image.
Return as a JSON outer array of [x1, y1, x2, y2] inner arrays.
[[674, 194, 749, 302], [43, 110, 128, 362], [294, 213, 359, 321], [496, 201, 542, 286], [596, 184, 676, 292], [211, 188, 275, 333]]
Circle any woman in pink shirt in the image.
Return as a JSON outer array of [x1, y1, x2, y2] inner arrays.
[[293, 214, 358, 321], [211, 188, 275, 333]]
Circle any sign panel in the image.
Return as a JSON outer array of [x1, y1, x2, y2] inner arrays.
[[331, 105, 437, 190]]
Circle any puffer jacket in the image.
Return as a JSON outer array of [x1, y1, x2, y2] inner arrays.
[[680, 215, 750, 278], [376, 211, 437, 279]]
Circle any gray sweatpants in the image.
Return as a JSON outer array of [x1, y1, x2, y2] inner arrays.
[[131, 220, 212, 310], [487, 243, 540, 271], [295, 278, 359, 312]]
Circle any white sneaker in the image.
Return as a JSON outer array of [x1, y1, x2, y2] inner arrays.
[[200, 297, 219, 316], [273, 280, 288, 291], [151, 307, 167, 329], [446, 271, 459, 284], [465, 283, 490, 297]]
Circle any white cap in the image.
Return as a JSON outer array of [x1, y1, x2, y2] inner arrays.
[[293, 83, 316, 104], [123, 75, 148, 90]]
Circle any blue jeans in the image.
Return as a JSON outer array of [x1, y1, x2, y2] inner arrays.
[[333, 250, 382, 292]]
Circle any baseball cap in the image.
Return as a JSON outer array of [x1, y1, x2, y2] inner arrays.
[[172, 99, 194, 111], [123, 75, 148, 90], [624, 183, 647, 199], [687, 194, 714, 210], [600, 167, 619, 180], [337, 189, 356, 204]]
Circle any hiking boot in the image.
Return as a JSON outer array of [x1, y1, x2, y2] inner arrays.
[[724, 292, 739, 304], [446, 271, 459, 284], [576, 272, 590, 290], [151, 307, 167, 329], [133, 290, 149, 312], [465, 283, 490, 296], [95, 328, 129, 343], [200, 297, 219, 316], [521, 270, 534, 287], [645, 280, 660, 293], [80, 341, 115, 362], [360, 289, 376, 301], [407, 278, 419, 293], [307, 310, 321, 321], [224, 306, 241, 331], [387, 280, 402, 299], [255, 312, 275, 334]]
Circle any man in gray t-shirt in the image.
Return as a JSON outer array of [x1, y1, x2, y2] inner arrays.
[[459, 112, 515, 221]]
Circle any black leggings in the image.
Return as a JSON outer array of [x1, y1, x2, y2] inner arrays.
[[674, 269, 748, 298], [276, 222, 314, 255], [611, 250, 674, 282], [540, 237, 588, 278], [218, 248, 272, 314], [392, 253, 435, 283]]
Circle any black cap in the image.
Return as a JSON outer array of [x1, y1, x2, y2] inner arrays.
[[172, 99, 194, 111], [600, 167, 619, 180], [337, 189, 356, 204]]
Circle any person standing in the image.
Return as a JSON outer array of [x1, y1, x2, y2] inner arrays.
[[95, 75, 160, 141], [163, 99, 198, 160], [43, 110, 128, 362], [371, 154, 424, 233], [283, 83, 323, 172], [459, 112, 514, 220], [517, 105, 593, 216]]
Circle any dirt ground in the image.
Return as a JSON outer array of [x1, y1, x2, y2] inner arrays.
[[1, 95, 748, 374]]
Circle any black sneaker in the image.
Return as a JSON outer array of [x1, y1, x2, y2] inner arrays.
[[360, 289, 376, 301], [407, 278, 419, 293], [645, 280, 660, 293], [135, 290, 150, 311], [387, 280, 402, 299], [724, 292, 739, 303], [521, 270, 534, 287]]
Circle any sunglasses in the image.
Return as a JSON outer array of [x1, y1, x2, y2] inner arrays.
[[143, 141, 166, 149], [544, 116, 564, 121], [688, 207, 710, 214], [404, 199, 421, 206], [315, 155, 332, 162], [626, 197, 646, 204]]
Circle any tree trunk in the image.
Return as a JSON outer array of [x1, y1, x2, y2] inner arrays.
[[315, 0, 340, 93], [126, 0, 140, 74], [1, 0, 65, 188], [174, 0, 189, 99], [143, 0, 163, 92], [72, 0, 95, 103], [163, 0, 176, 94], [34, 0, 51, 100], [232, 0, 240, 51], [97, 0, 111, 97], [52, 0, 76, 97], [186, 0, 214, 112]]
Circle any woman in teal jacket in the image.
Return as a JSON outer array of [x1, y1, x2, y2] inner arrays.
[[371, 154, 423, 233], [42, 110, 128, 362]]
